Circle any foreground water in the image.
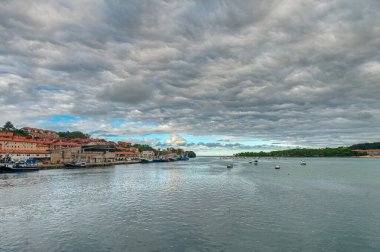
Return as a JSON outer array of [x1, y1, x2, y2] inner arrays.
[[1, 157, 379, 252]]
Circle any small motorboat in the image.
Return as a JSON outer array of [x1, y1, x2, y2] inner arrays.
[[227, 164, 233, 168], [300, 160, 306, 165], [275, 165, 280, 169]]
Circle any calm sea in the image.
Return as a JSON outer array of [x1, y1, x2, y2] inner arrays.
[[1, 157, 379, 251]]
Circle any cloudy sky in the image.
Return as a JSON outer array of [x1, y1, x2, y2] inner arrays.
[[1, 0, 380, 155]]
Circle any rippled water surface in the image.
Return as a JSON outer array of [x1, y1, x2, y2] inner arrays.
[[1, 157, 380, 251]]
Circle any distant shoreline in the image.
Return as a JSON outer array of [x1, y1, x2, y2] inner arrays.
[[198, 155, 380, 158]]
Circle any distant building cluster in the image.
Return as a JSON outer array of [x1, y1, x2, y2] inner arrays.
[[21, 127, 60, 140], [352, 149, 380, 156], [0, 127, 185, 165]]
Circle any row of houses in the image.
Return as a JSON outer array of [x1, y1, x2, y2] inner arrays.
[[0, 131, 153, 164]]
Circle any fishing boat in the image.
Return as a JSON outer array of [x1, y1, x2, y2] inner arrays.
[[0, 162, 39, 173]]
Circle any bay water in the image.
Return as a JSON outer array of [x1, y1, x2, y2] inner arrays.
[[1, 157, 379, 251]]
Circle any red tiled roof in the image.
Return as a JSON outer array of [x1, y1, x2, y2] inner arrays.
[[0, 132, 14, 137], [0, 136, 52, 144], [0, 150, 50, 154]]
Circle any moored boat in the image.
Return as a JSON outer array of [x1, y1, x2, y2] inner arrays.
[[0, 163, 39, 173], [141, 158, 154, 163], [65, 162, 86, 168]]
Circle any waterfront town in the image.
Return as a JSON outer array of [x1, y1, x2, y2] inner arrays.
[[0, 122, 194, 169]]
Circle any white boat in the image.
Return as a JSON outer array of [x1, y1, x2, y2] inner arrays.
[[227, 164, 233, 168], [275, 165, 280, 169], [300, 160, 306, 165]]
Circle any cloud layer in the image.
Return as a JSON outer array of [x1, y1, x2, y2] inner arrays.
[[1, 0, 380, 152]]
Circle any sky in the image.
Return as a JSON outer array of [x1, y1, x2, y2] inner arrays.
[[1, 0, 380, 155]]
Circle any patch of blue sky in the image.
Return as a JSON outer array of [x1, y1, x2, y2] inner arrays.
[[41, 115, 83, 131], [106, 136, 123, 142], [110, 119, 131, 126], [50, 115, 81, 123]]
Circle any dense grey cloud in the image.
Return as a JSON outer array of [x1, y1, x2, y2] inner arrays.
[[1, 0, 380, 149]]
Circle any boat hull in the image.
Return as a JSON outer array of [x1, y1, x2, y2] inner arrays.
[[141, 159, 153, 163], [64, 163, 86, 168], [0, 166, 39, 173]]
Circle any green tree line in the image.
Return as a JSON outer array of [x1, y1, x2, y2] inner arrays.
[[58, 131, 90, 139], [349, 142, 380, 150], [234, 147, 367, 157]]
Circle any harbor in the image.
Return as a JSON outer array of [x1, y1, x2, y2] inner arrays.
[[0, 127, 194, 173], [1, 158, 190, 172]]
